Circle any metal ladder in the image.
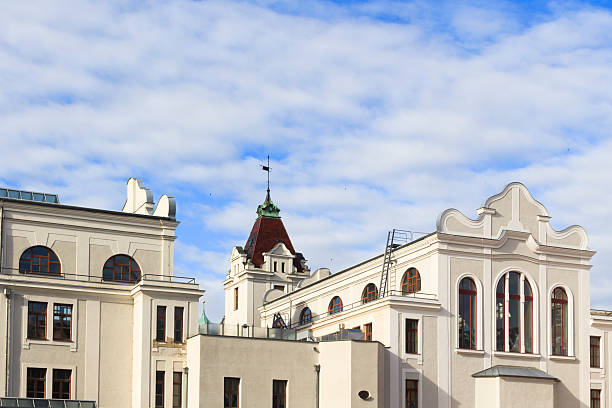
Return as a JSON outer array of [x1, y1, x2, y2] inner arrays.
[[378, 229, 413, 298]]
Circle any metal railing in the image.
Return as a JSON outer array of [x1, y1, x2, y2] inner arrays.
[[282, 289, 437, 329], [199, 322, 299, 341], [0, 267, 197, 285], [0, 398, 95, 407]]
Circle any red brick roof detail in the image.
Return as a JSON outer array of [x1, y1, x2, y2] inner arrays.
[[244, 216, 303, 272]]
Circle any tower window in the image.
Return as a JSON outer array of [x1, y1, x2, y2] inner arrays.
[[52, 369, 71, 400], [405, 319, 418, 354], [272, 380, 287, 408], [102, 254, 141, 283], [401, 268, 421, 295], [224, 377, 240, 408], [19, 246, 61, 275], [591, 336, 601, 368], [157, 306, 166, 342], [155, 371, 165, 408], [172, 372, 182, 408], [234, 287, 239, 310], [174, 307, 184, 343]]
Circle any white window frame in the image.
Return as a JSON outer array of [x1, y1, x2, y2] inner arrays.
[[492, 269, 539, 355], [455, 273, 483, 351], [23, 296, 78, 352], [400, 313, 423, 364], [21, 363, 77, 399], [547, 284, 574, 357], [401, 369, 422, 408]]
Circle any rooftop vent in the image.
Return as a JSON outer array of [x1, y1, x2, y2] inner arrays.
[[0, 188, 59, 204]]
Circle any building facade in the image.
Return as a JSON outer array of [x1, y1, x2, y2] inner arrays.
[[223, 182, 609, 407], [0, 179, 203, 408]]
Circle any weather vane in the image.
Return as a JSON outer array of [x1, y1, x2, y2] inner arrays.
[[260, 155, 271, 191]]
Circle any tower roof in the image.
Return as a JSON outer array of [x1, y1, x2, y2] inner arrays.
[[244, 190, 303, 272]]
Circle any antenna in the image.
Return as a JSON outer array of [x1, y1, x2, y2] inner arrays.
[[261, 155, 271, 191]]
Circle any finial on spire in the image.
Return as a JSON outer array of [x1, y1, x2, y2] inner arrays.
[[257, 155, 280, 218]]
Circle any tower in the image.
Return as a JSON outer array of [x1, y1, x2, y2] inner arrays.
[[223, 189, 309, 326]]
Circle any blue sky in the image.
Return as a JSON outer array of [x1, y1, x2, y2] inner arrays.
[[2, 0, 612, 321]]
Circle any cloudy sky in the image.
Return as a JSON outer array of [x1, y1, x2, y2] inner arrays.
[[2, 0, 612, 321]]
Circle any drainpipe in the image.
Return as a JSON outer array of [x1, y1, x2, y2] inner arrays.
[[4, 288, 10, 397], [314, 364, 320, 408]]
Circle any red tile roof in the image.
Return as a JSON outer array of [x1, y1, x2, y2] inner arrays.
[[244, 216, 303, 272]]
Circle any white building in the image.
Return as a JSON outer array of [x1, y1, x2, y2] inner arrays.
[[219, 182, 609, 408], [0, 179, 203, 408], [1, 178, 610, 408]]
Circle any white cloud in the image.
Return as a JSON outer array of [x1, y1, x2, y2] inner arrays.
[[1, 0, 612, 320]]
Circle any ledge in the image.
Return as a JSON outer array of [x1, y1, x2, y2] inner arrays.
[[549, 354, 576, 361], [493, 351, 541, 359], [455, 348, 485, 356]]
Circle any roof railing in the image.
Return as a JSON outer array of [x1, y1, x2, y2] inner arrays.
[[0, 397, 96, 407], [0, 267, 197, 285]]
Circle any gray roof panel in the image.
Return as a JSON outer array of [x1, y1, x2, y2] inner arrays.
[[472, 365, 558, 381]]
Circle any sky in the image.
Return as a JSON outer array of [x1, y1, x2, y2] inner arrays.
[[2, 0, 612, 321]]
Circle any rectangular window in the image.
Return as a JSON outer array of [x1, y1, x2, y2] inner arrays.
[[28, 302, 47, 339], [274, 285, 285, 292], [157, 306, 166, 342], [26, 368, 46, 398], [155, 371, 164, 408], [591, 389, 601, 408], [174, 307, 184, 343], [234, 288, 239, 310], [272, 380, 287, 408], [52, 369, 71, 400], [406, 379, 418, 408], [53, 304, 72, 341], [281, 263, 285, 273], [364, 323, 372, 341], [406, 319, 418, 354], [273, 261, 277, 272], [590, 336, 601, 368], [224, 377, 240, 408], [172, 372, 182, 408]]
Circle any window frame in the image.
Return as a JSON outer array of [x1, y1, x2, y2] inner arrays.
[[174, 306, 184, 343], [458, 277, 477, 350], [27, 301, 47, 340], [156, 306, 166, 343], [23, 297, 78, 351], [361, 283, 378, 304], [224, 377, 240, 408], [591, 389, 601, 408], [155, 371, 165, 408], [591, 336, 601, 368], [52, 304, 72, 342], [102, 254, 141, 283], [52, 369, 71, 400], [547, 284, 575, 358], [19, 246, 61, 276], [401, 267, 421, 295], [493, 271, 538, 355], [299, 307, 312, 326], [172, 372, 182, 408], [328, 296, 343, 315], [272, 379, 287, 408], [364, 323, 372, 341], [26, 367, 46, 399], [405, 319, 418, 354]]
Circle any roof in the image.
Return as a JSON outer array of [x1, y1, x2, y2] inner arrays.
[[472, 365, 558, 381], [244, 191, 302, 272]]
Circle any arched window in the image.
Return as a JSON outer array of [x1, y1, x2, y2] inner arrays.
[[19, 246, 61, 275], [299, 307, 312, 325], [495, 271, 535, 353], [458, 277, 477, 350], [401, 268, 421, 295], [102, 255, 141, 283], [552, 287, 568, 356], [328, 296, 343, 315], [361, 283, 378, 304]]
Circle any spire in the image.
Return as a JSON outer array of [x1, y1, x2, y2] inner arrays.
[[257, 155, 280, 218], [198, 302, 210, 326], [256, 189, 281, 218]]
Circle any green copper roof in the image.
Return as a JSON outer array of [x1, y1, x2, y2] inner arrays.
[[256, 189, 280, 218], [198, 304, 210, 326]]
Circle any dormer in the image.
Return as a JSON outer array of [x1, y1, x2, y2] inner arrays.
[[229, 246, 248, 277], [262, 242, 295, 274]]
